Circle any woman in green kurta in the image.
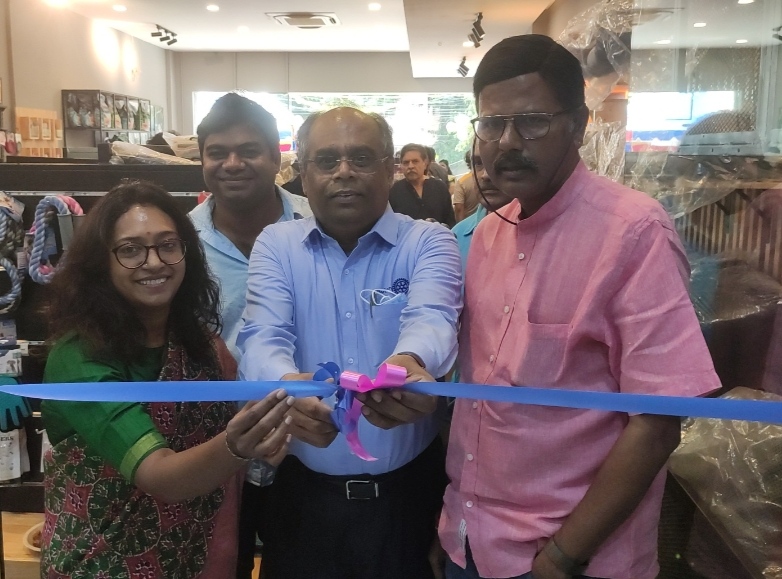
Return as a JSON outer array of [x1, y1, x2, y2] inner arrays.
[[40, 181, 294, 579]]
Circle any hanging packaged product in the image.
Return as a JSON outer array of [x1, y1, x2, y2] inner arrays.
[[0, 428, 25, 483]]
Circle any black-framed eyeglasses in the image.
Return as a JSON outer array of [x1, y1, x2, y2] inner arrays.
[[471, 108, 579, 142], [112, 239, 187, 269], [304, 154, 389, 174]]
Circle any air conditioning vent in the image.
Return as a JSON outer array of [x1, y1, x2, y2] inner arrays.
[[267, 12, 340, 29]]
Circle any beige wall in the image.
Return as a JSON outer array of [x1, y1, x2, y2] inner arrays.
[[532, 0, 597, 39], [172, 51, 472, 134], [0, 0, 13, 122], [6, 0, 167, 131]]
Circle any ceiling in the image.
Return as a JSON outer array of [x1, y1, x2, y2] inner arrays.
[[52, 0, 554, 77], [49, 0, 782, 78]]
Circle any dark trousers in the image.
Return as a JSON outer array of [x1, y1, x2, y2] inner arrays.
[[260, 437, 447, 579], [236, 481, 273, 579]]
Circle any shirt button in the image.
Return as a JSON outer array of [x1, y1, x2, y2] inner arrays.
[[466, 501, 474, 508], [347, 357, 355, 364], [466, 453, 474, 461], [346, 312, 352, 319], [472, 402, 478, 409], [518, 252, 525, 260], [489, 354, 495, 362], [503, 305, 510, 314], [343, 270, 350, 275]]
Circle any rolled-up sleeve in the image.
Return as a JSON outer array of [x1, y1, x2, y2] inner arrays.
[[394, 225, 463, 377], [237, 228, 300, 381]]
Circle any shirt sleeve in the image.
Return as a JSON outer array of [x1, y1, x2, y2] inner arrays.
[[442, 186, 457, 228], [394, 225, 464, 377], [610, 219, 721, 399], [41, 339, 167, 483], [237, 228, 300, 381]]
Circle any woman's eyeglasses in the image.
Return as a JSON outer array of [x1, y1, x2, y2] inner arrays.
[[112, 239, 187, 269]]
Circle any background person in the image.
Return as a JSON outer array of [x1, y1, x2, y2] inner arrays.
[[190, 92, 312, 579], [40, 181, 293, 579], [389, 143, 455, 227]]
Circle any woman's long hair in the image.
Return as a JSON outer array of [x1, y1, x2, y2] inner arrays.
[[47, 181, 221, 363]]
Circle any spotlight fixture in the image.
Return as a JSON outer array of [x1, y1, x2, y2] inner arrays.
[[774, 33, 782, 42], [151, 25, 178, 46], [457, 56, 469, 77], [468, 32, 481, 48], [472, 12, 485, 40]]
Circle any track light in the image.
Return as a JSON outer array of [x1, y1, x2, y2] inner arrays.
[[160, 34, 171, 42], [457, 57, 469, 77], [468, 33, 481, 48], [167, 34, 178, 45], [774, 33, 782, 42], [472, 12, 485, 39], [151, 25, 178, 46], [151, 25, 164, 37]]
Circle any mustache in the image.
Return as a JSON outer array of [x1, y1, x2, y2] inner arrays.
[[494, 151, 537, 172]]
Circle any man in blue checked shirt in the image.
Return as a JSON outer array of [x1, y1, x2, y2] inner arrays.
[[237, 107, 463, 579]]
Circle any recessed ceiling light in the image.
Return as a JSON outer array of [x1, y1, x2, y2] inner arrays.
[[736, 38, 748, 43], [737, 0, 754, 4], [368, 2, 381, 10], [206, 4, 220, 11], [693, 22, 706, 27], [463, 40, 473, 47], [238, 25, 250, 34], [654, 39, 672, 45]]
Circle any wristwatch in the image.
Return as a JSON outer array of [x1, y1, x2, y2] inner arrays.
[[543, 538, 589, 576], [395, 351, 426, 369]]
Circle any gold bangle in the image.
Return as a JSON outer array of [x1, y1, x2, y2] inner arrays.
[[224, 434, 250, 462]]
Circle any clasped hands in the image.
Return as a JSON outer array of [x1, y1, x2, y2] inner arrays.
[[282, 353, 439, 448]]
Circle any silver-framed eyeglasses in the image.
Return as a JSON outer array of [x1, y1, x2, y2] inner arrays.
[[112, 238, 187, 269], [471, 108, 578, 142], [305, 154, 389, 174]]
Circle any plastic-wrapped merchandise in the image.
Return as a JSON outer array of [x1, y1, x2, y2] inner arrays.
[[669, 387, 782, 578], [579, 118, 625, 182], [111, 141, 199, 166], [558, 0, 634, 110]]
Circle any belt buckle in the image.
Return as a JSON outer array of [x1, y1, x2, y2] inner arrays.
[[345, 479, 379, 500]]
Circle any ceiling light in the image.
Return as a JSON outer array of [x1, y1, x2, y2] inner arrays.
[[468, 33, 481, 48], [457, 56, 469, 77], [462, 40, 473, 47], [206, 4, 220, 11], [736, 38, 748, 43], [368, 2, 381, 10], [160, 34, 171, 42], [472, 12, 485, 39], [774, 33, 782, 42], [693, 22, 706, 27], [737, 0, 754, 4], [654, 39, 672, 45], [167, 36, 178, 45], [112, 4, 127, 12], [151, 25, 164, 37]]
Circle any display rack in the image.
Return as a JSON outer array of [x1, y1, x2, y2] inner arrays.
[[60, 90, 161, 159]]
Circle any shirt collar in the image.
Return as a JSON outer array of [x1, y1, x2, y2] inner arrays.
[[463, 205, 488, 236], [302, 204, 399, 246], [278, 186, 305, 221], [498, 160, 589, 229]]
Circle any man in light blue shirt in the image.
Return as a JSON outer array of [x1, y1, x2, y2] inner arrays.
[[188, 92, 311, 579], [237, 107, 462, 579], [452, 140, 512, 271]]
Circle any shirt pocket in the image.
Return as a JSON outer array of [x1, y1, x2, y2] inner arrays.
[[514, 321, 570, 386], [369, 301, 407, 368]]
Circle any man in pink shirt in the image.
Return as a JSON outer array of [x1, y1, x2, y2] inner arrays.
[[440, 35, 721, 579]]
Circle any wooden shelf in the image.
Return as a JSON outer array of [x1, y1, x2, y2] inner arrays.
[[2, 512, 43, 579]]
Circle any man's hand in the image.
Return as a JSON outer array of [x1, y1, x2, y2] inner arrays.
[[355, 353, 438, 429], [281, 374, 339, 447], [530, 545, 571, 579]]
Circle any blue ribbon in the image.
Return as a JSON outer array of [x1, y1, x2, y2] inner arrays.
[[1, 379, 781, 424]]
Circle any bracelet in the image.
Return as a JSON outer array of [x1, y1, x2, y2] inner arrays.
[[396, 351, 426, 369], [224, 434, 250, 462], [543, 537, 589, 576]]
